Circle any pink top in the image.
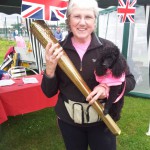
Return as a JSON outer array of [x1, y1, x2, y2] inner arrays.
[[71, 38, 91, 60]]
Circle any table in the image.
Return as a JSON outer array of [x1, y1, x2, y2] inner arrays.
[[0, 74, 58, 124]]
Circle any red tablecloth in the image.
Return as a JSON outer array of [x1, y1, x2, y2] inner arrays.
[[0, 74, 58, 124]]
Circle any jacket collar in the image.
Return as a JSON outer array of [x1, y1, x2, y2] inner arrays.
[[61, 32, 103, 51]]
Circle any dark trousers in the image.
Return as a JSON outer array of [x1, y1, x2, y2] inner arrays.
[[58, 119, 116, 150]]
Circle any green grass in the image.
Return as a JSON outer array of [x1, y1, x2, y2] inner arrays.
[[0, 108, 65, 150], [117, 97, 150, 150], [0, 39, 150, 150], [0, 38, 16, 64], [0, 97, 149, 150]]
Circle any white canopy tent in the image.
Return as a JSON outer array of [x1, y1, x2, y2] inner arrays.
[[97, 5, 150, 98]]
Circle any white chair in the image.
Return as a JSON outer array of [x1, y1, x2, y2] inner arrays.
[[8, 66, 27, 78], [8, 66, 38, 79]]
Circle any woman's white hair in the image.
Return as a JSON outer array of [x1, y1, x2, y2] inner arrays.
[[67, 0, 99, 18], [66, 0, 99, 31]]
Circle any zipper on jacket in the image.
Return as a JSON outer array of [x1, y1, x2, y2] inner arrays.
[[80, 62, 82, 71]]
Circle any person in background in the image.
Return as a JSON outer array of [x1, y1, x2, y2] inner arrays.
[[13, 29, 16, 40], [41, 0, 136, 150], [53, 26, 63, 42], [13, 29, 18, 40]]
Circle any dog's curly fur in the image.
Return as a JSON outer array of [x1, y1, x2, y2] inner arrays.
[[95, 45, 127, 121]]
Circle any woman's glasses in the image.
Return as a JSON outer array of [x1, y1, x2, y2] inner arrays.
[[70, 15, 95, 24]]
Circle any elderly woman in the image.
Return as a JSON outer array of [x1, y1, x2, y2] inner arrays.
[[41, 0, 136, 149]]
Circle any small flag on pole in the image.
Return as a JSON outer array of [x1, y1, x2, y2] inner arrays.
[[21, 0, 69, 21], [117, 0, 137, 23]]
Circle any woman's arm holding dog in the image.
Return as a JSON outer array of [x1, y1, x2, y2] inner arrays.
[[124, 65, 136, 93], [118, 55, 136, 94]]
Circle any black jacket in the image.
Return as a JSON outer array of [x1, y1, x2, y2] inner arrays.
[[41, 32, 136, 125]]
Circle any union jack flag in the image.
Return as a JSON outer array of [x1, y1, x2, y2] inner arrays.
[[117, 0, 137, 23], [21, 0, 69, 21]]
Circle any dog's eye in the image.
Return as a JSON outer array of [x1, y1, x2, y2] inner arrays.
[[102, 57, 114, 68]]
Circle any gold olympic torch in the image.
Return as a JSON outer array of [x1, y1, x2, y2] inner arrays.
[[30, 20, 121, 135]]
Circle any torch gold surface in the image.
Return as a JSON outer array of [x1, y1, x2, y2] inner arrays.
[[30, 20, 121, 135]]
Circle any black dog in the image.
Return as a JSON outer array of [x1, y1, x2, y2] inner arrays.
[[95, 45, 127, 121]]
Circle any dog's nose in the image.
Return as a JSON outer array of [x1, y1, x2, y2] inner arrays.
[[103, 58, 114, 68]]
